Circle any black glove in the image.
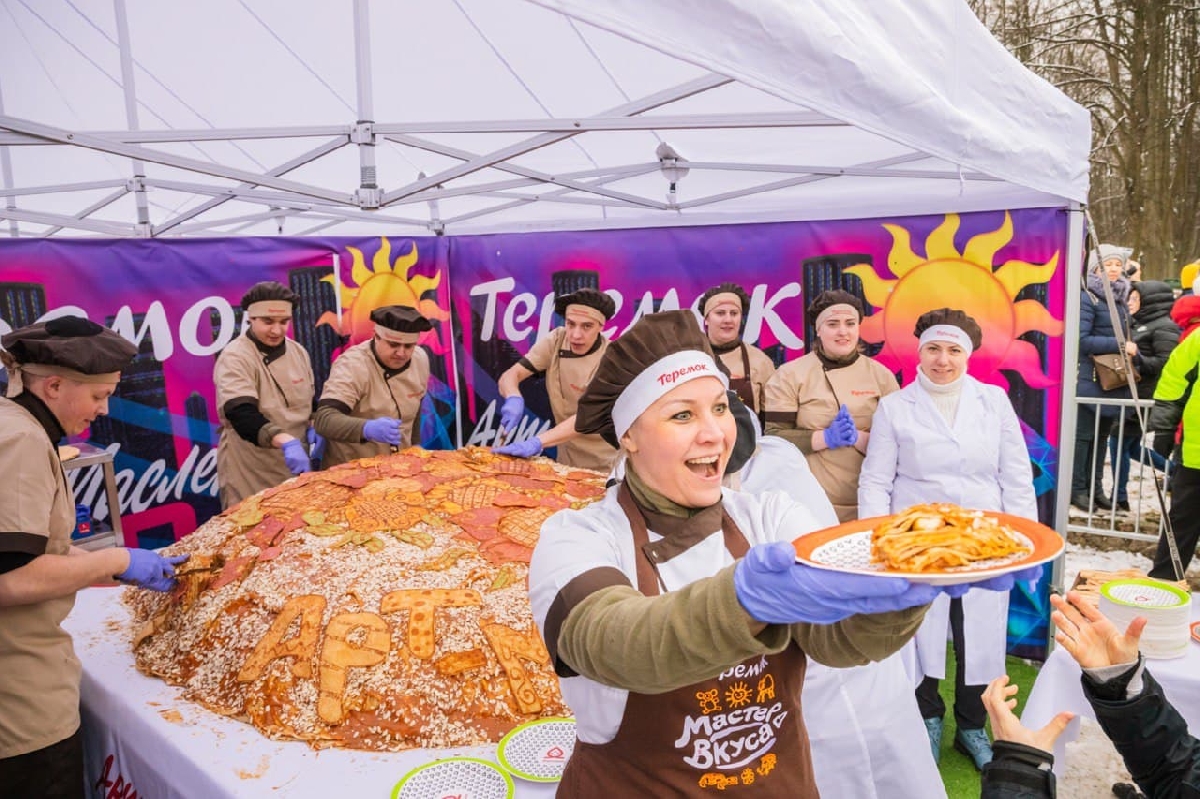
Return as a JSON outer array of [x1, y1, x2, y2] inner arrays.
[[1152, 429, 1175, 459]]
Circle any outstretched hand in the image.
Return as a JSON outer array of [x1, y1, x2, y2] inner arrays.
[[281, 439, 312, 475], [983, 675, 1074, 751], [1051, 590, 1144, 670], [118, 550, 190, 592], [362, 417, 403, 447], [734, 541, 940, 624], [492, 436, 544, 459]]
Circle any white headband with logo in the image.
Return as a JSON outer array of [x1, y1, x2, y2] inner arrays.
[[612, 350, 729, 442], [918, 325, 974, 356], [247, 300, 293, 318]]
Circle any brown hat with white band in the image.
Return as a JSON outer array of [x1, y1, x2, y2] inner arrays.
[[240, 281, 299, 318], [370, 305, 432, 344], [552, 288, 616, 326], [1, 315, 137, 393], [575, 310, 728, 448], [698, 282, 750, 317]]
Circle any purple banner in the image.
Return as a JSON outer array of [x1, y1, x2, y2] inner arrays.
[[0, 236, 454, 546], [1, 209, 1071, 656]]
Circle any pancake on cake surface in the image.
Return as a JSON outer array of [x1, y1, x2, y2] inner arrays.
[[126, 447, 604, 751]]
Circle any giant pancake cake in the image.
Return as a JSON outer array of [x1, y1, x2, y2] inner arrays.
[[125, 447, 602, 751]]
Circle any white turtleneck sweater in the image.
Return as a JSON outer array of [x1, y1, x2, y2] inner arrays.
[[916, 367, 966, 426]]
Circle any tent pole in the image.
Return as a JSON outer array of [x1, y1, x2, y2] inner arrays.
[[351, 0, 379, 210], [0, 82, 19, 237], [113, 0, 152, 237]]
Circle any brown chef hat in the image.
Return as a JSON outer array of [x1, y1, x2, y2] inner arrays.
[[575, 310, 728, 448], [240, 281, 300, 315], [552, 288, 616, 322], [1, 315, 137, 392], [913, 308, 983, 351], [805, 289, 864, 328], [370, 305, 433, 343], [698, 282, 750, 317]]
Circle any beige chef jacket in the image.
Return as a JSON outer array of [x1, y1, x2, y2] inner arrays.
[[0, 398, 81, 758], [764, 352, 899, 521], [313, 339, 430, 467], [214, 335, 314, 508], [521, 327, 615, 473]]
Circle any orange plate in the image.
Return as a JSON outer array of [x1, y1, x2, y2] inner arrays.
[[1191, 621, 1200, 645], [793, 511, 1065, 586]]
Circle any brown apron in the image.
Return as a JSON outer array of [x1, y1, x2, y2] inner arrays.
[[558, 485, 817, 797], [726, 344, 757, 414]]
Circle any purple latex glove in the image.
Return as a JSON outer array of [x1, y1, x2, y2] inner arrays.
[[281, 439, 311, 474], [492, 436, 544, 459], [822, 405, 858, 449], [307, 427, 326, 466], [498, 396, 525, 441], [118, 550, 189, 592], [734, 541, 940, 624], [362, 416, 402, 446]]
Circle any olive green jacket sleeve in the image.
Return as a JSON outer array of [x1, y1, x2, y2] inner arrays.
[[312, 403, 366, 443], [792, 604, 929, 667], [557, 565, 791, 694], [557, 563, 930, 693]]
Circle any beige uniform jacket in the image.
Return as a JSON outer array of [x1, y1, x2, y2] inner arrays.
[[313, 340, 430, 467], [764, 352, 899, 521], [522, 328, 615, 473], [214, 335, 314, 508], [0, 398, 80, 758], [714, 341, 776, 414]]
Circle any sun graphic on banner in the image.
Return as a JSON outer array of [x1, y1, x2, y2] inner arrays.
[[319, 238, 450, 349], [846, 213, 1063, 388]]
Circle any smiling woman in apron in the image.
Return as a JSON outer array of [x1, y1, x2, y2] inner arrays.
[[493, 288, 617, 472], [528, 310, 963, 797], [313, 305, 432, 467], [698, 283, 776, 420], [858, 308, 1039, 772], [214, 282, 316, 508], [763, 290, 899, 523]]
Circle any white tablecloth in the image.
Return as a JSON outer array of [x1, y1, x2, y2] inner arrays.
[[65, 587, 559, 798], [1020, 594, 1200, 777]]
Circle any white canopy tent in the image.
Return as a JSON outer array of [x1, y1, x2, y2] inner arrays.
[[0, 0, 1089, 239]]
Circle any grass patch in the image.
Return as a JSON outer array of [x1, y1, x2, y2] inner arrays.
[[936, 645, 1042, 797]]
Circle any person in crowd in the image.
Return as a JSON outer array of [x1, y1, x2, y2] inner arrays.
[[0, 317, 186, 798], [214, 281, 317, 508], [1179, 261, 1198, 297], [528, 309, 1032, 795], [979, 592, 1200, 799], [313, 305, 432, 467], [1071, 244, 1137, 511], [859, 308, 1039, 771], [1171, 267, 1200, 340], [1146, 323, 1200, 579], [493, 288, 617, 472], [698, 282, 776, 419], [763, 290, 899, 522], [1108, 280, 1180, 510]]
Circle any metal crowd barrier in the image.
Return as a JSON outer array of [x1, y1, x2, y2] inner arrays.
[[1067, 396, 1172, 543]]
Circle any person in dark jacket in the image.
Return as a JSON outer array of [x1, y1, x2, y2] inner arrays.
[[1071, 245, 1136, 511], [1108, 280, 1181, 509], [979, 591, 1200, 799]]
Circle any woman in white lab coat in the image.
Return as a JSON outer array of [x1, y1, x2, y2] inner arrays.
[[858, 308, 1038, 772]]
